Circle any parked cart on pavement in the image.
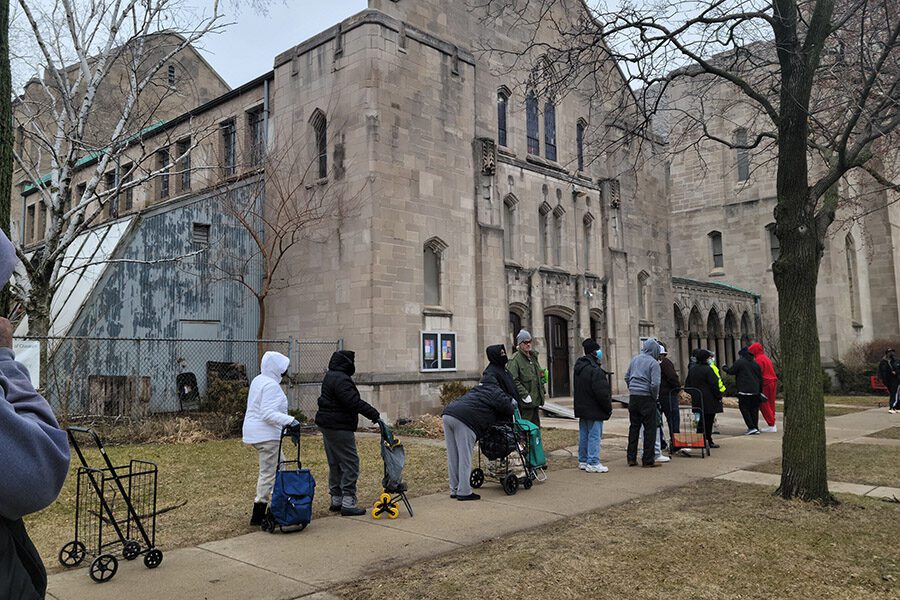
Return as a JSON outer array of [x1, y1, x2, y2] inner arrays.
[[470, 408, 545, 495], [667, 387, 711, 458], [58, 427, 162, 583]]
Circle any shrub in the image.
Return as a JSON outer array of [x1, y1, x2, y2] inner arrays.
[[202, 378, 249, 415], [834, 361, 874, 395], [822, 368, 833, 394], [439, 381, 470, 406]]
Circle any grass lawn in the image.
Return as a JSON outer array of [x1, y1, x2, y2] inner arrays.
[[27, 427, 579, 570], [825, 395, 889, 408], [774, 403, 868, 417], [867, 427, 900, 440], [334, 479, 900, 600], [748, 443, 900, 488]]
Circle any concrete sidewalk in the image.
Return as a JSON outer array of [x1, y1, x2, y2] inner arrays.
[[46, 408, 898, 600]]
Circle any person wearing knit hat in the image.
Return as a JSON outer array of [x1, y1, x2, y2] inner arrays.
[[573, 339, 612, 472], [507, 329, 546, 427]]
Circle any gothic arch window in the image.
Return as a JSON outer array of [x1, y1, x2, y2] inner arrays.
[[708, 230, 724, 270], [576, 119, 587, 172], [503, 194, 518, 260], [525, 90, 540, 155], [638, 271, 651, 322], [497, 87, 510, 147], [424, 237, 448, 306], [552, 205, 565, 266], [845, 233, 861, 324], [544, 101, 557, 161], [735, 128, 750, 182], [310, 109, 327, 179]]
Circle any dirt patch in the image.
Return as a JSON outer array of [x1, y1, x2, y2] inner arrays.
[[335, 479, 899, 600], [748, 443, 900, 488]]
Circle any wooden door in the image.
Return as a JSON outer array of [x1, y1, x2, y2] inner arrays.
[[544, 315, 570, 397]]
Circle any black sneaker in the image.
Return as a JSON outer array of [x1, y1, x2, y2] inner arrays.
[[456, 493, 481, 501], [708, 442, 720, 449], [329, 504, 342, 512], [627, 459, 638, 467], [340, 506, 366, 516], [450, 494, 457, 499]]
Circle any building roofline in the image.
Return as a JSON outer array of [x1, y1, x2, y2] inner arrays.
[[672, 276, 759, 298]]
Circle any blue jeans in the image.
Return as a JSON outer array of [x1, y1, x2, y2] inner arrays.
[[578, 419, 604, 465]]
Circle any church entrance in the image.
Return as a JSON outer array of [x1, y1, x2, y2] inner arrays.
[[544, 314, 570, 397]]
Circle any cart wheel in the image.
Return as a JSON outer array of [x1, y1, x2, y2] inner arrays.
[[89, 554, 118, 583], [387, 502, 400, 519], [470, 468, 484, 489], [261, 513, 276, 533], [123, 541, 141, 561], [522, 477, 533, 490], [58, 541, 86, 567], [143, 549, 163, 569], [502, 473, 518, 496]]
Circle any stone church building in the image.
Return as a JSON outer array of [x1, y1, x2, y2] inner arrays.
[[12, 0, 899, 419]]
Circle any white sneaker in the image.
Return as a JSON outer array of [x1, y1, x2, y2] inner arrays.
[[679, 449, 692, 457], [760, 425, 778, 433], [746, 429, 760, 435], [654, 455, 671, 463], [578, 462, 587, 470], [890, 409, 897, 414], [585, 463, 608, 473]]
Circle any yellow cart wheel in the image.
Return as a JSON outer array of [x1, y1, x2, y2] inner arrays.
[[371, 505, 382, 519], [387, 503, 400, 519], [378, 492, 392, 505]]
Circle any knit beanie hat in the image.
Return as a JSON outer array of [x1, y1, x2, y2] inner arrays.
[[582, 339, 601, 355], [516, 329, 532, 345]]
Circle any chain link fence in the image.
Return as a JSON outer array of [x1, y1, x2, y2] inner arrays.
[[14, 336, 341, 420]]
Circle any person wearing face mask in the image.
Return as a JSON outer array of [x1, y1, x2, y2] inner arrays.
[[243, 351, 298, 526], [573, 339, 612, 473], [480, 344, 520, 402], [315, 350, 382, 516], [684, 349, 724, 448]]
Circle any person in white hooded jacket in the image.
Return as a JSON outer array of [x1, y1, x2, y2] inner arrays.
[[242, 351, 298, 526]]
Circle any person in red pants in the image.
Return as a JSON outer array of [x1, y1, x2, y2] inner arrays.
[[748, 342, 778, 432]]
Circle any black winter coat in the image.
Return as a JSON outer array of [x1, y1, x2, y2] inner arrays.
[[442, 384, 515, 440], [480, 345, 520, 402], [315, 351, 380, 431], [684, 362, 724, 414], [658, 357, 681, 404], [1, 516, 44, 600], [723, 356, 763, 395], [572, 356, 612, 421], [877, 357, 899, 388]]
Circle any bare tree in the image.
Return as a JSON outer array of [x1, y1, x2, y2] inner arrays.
[[210, 116, 367, 360], [479, 0, 899, 501], [1, 0, 12, 314], [8, 0, 228, 340]]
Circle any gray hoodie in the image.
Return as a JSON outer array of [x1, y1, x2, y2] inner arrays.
[[624, 338, 662, 399], [0, 231, 70, 520]]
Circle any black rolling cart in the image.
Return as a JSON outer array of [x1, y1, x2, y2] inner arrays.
[[57, 427, 162, 582]]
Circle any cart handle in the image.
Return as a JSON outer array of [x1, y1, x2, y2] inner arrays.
[[67, 426, 114, 471]]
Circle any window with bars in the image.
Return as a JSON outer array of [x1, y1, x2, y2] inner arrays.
[[177, 138, 191, 192], [544, 102, 557, 162], [526, 91, 539, 155], [248, 107, 266, 166], [497, 89, 508, 147], [158, 148, 170, 199], [167, 64, 177, 88], [221, 119, 237, 177], [192, 222, 211, 247]]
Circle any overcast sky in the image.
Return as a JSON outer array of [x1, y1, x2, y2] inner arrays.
[[197, 1, 368, 88]]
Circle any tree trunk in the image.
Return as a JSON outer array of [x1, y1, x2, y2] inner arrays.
[[27, 276, 53, 394], [0, 0, 13, 315]]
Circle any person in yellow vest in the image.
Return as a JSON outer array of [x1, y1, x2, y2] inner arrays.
[[709, 354, 727, 434], [507, 329, 546, 427]]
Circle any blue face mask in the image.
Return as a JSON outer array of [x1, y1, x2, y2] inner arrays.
[[595, 349, 603, 360]]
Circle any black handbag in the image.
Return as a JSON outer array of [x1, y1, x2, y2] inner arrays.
[[480, 424, 518, 460]]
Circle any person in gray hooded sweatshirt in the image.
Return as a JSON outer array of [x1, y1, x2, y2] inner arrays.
[[0, 230, 70, 599], [624, 338, 662, 467]]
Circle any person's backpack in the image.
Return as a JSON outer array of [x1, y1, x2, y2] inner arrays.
[[1, 516, 46, 600]]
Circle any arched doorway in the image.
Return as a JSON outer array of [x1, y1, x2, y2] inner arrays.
[[724, 310, 738, 365], [707, 308, 723, 361], [509, 311, 522, 350], [674, 304, 687, 376], [688, 307, 704, 354], [544, 314, 571, 397]]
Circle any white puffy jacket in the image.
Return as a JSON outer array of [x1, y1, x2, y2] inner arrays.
[[242, 352, 295, 444]]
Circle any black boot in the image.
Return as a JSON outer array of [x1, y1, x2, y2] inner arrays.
[[250, 502, 267, 526], [340, 496, 366, 517]]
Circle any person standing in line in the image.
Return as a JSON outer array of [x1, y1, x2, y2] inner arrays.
[[723, 347, 764, 434], [685, 349, 724, 448], [625, 338, 662, 467], [573, 339, 613, 473], [242, 351, 299, 526], [442, 368, 516, 501], [748, 342, 779, 431], [315, 350, 381, 516], [877, 348, 899, 414], [480, 344, 520, 402], [657, 344, 681, 449], [508, 329, 546, 427]]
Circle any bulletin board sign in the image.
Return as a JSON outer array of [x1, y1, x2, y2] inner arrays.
[[421, 331, 457, 372]]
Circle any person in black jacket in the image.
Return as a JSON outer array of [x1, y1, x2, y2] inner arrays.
[[573, 339, 612, 473], [480, 344, 520, 402], [442, 373, 516, 501], [315, 350, 381, 516], [723, 347, 764, 434], [684, 349, 724, 448], [658, 345, 681, 442], [877, 348, 899, 413]]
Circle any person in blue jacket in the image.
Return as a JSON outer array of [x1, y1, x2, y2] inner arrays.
[[0, 229, 70, 600]]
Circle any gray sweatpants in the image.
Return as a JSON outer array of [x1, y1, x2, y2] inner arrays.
[[442, 415, 477, 497], [320, 428, 360, 504], [252, 441, 286, 503]]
